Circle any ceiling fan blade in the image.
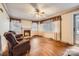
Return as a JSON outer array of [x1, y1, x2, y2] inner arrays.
[[30, 3, 38, 9], [0, 8, 3, 12]]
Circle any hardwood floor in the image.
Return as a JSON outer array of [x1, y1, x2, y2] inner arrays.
[[29, 36, 71, 56], [3, 35, 71, 56]]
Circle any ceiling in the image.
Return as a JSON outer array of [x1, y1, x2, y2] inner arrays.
[[4, 3, 79, 21]]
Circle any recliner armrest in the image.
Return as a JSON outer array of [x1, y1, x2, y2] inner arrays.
[[13, 40, 30, 56]]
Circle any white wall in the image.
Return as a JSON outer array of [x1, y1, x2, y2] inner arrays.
[[61, 10, 79, 45], [21, 20, 32, 30], [0, 4, 9, 54], [21, 20, 32, 35]]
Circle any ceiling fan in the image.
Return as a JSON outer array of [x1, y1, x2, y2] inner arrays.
[[0, 8, 3, 13], [30, 3, 45, 17]]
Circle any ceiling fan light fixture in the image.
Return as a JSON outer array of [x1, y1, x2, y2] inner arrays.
[[0, 8, 3, 12], [41, 12, 44, 14], [35, 8, 40, 12], [35, 8, 45, 16]]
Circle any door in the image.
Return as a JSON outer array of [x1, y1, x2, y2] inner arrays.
[[74, 14, 79, 44]]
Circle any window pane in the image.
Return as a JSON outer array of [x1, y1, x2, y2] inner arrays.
[[10, 20, 21, 34], [76, 15, 79, 34], [31, 23, 38, 31], [43, 20, 53, 32]]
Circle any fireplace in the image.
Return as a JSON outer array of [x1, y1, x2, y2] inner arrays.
[[24, 30, 30, 37]]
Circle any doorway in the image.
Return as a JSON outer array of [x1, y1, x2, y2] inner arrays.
[[74, 14, 79, 45]]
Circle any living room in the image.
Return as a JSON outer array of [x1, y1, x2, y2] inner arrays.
[[0, 3, 79, 56]]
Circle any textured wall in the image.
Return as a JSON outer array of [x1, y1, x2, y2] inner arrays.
[[0, 4, 9, 54]]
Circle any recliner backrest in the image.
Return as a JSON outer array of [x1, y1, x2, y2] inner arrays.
[[4, 32, 18, 47]]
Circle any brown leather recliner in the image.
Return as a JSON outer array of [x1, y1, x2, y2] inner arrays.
[[4, 32, 30, 56], [8, 31, 23, 41]]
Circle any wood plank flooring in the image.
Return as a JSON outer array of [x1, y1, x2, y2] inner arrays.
[[29, 36, 71, 56]]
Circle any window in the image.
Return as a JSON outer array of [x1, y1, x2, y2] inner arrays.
[[31, 22, 38, 32], [43, 20, 53, 32], [10, 19, 22, 34], [42, 19, 60, 33], [54, 21, 60, 33], [75, 15, 79, 34]]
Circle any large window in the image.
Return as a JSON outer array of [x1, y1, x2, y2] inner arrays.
[[75, 15, 79, 34], [42, 18, 61, 40], [31, 22, 38, 32], [54, 21, 60, 33], [43, 20, 53, 32], [10, 18, 22, 34], [42, 20, 60, 33], [74, 14, 79, 44]]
